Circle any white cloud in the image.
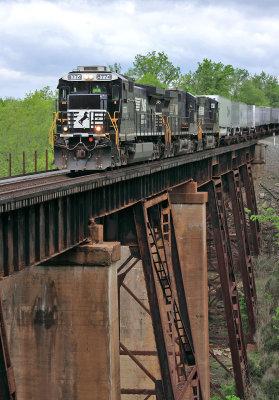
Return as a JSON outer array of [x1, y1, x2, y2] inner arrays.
[[1, 0, 279, 97]]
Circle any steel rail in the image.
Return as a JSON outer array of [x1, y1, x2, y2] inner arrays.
[[0, 169, 68, 186]]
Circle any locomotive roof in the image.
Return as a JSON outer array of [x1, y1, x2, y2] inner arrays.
[[60, 65, 130, 83]]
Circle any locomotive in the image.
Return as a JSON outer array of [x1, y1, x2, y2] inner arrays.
[[52, 66, 279, 171]]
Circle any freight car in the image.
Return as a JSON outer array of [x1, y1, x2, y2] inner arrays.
[[51, 66, 279, 171]]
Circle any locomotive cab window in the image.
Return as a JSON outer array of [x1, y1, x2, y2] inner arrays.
[[112, 85, 119, 101], [92, 83, 107, 94], [68, 94, 101, 110], [60, 88, 68, 100]]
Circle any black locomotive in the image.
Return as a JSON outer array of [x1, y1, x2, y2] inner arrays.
[[52, 65, 274, 171]]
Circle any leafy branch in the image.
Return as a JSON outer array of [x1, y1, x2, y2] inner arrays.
[[246, 206, 279, 244]]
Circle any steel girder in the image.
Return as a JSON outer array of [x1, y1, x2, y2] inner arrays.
[[205, 179, 251, 399], [223, 169, 257, 338]]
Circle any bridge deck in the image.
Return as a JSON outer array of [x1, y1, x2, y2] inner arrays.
[[0, 140, 257, 277], [0, 140, 257, 213]]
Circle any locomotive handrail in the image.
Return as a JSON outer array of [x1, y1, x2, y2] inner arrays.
[[106, 111, 119, 149], [162, 116, 172, 145], [49, 111, 59, 149], [197, 118, 203, 141]]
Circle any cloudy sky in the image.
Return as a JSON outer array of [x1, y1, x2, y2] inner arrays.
[[1, 0, 279, 98]]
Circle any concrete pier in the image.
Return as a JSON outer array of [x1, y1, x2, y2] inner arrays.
[[170, 181, 210, 400], [119, 247, 161, 399], [0, 242, 121, 400], [253, 142, 266, 164]]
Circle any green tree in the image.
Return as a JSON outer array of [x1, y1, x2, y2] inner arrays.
[[230, 68, 250, 99], [178, 59, 239, 97], [249, 207, 279, 243], [108, 62, 122, 73], [0, 87, 55, 177], [237, 79, 267, 105], [127, 51, 181, 86], [251, 72, 279, 107], [136, 73, 167, 88]]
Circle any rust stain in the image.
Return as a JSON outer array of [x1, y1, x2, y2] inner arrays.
[[32, 279, 59, 329]]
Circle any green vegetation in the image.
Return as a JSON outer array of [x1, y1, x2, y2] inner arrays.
[[116, 51, 279, 106], [248, 207, 279, 245], [211, 382, 241, 400], [0, 87, 55, 177], [247, 207, 279, 399], [126, 50, 181, 87]]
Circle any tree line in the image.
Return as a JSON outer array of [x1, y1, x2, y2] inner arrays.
[[111, 51, 279, 107], [0, 87, 55, 177]]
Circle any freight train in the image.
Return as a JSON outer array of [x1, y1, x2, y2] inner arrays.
[[51, 66, 279, 171]]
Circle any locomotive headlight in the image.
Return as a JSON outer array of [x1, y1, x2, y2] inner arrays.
[[95, 125, 103, 132], [84, 73, 94, 80], [63, 126, 68, 132]]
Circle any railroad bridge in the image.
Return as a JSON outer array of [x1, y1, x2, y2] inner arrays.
[[0, 141, 264, 400]]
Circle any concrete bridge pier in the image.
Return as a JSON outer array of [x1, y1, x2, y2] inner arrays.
[[170, 181, 210, 400], [0, 241, 121, 400], [253, 142, 266, 164]]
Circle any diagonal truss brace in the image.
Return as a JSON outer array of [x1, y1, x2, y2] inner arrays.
[[133, 194, 202, 400], [239, 164, 262, 255], [206, 179, 251, 399], [224, 170, 257, 338]]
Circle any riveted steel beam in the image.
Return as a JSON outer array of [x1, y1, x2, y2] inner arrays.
[[205, 179, 251, 399], [239, 164, 262, 255], [223, 170, 257, 338]]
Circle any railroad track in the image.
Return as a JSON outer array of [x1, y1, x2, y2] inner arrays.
[[0, 161, 149, 201], [0, 169, 104, 200], [0, 170, 70, 191], [0, 169, 66, 184]]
